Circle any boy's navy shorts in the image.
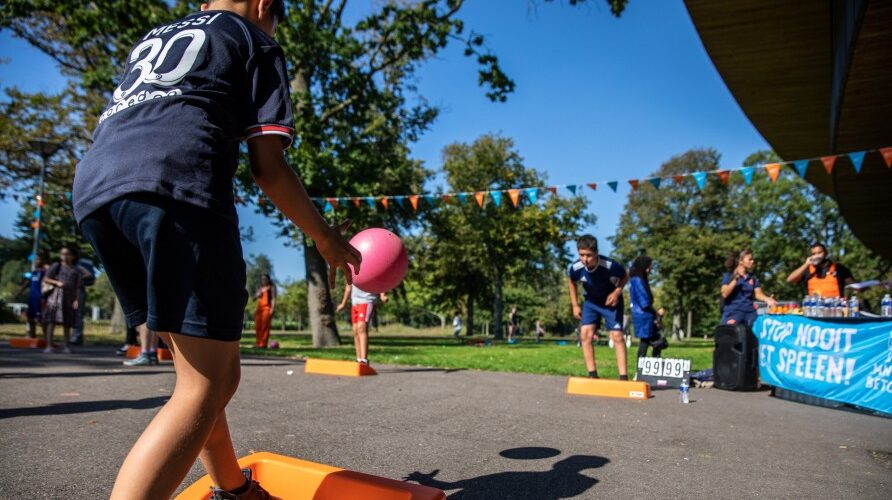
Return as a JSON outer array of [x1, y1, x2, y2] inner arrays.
[[581, 300, 624, 331], [80, 194, 247, 341]]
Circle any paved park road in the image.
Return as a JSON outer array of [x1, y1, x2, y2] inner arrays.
[[1, 345, 890, 499]]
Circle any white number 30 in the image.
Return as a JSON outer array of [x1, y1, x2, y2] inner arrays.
[[113, 29, 206, 102]]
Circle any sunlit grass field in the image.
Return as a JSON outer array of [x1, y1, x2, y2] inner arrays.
[[0, 322, 714, 379]]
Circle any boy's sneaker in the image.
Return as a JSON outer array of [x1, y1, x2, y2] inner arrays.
[[210, 468, 273, 500], [115, 345, 130, 356], [123, 353, 156, 366]]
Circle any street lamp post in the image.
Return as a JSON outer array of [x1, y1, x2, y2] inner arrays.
[[27, 139, 62, 271]]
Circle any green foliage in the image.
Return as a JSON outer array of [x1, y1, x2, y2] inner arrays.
[[412, 134, 593, 336], [86, 272, 116, 315], [276, 279, 309, 329], [612, 148, 891, 334], [0, 258, 28, 302]]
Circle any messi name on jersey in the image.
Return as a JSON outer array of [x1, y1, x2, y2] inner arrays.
[[98, 13, 225, 124]]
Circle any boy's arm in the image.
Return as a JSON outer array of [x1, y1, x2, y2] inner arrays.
[[248, 136, 361, 286], [605, 269, 629, 307], [567, 277, 581, 319]]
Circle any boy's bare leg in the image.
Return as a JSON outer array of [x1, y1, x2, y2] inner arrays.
[[610, 330, 628, 376], [355, 322, 369, 360], [579, 324, 597, 372], [135, 324, 157, 351], [109, 331, 241, 500]]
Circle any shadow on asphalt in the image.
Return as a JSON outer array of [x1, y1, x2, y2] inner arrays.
[[0, 370, 170, 379], [0, 396, 169, 419], [404, 449, 609, 499], [377, 367, 465, 374]]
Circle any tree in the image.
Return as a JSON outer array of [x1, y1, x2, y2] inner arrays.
[[1, 0, 631, 347], [612, 148, 891, 335], [277, 279, 309, 331], [415, 134, 592, 339]]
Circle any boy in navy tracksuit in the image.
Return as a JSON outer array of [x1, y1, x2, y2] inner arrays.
[[73, 1, 361, 498]]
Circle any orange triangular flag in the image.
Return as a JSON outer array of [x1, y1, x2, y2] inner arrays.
[[507, 189, 520, 207], [628, 180, 639, 191], [880, 147, 892, 168], [587, 183, 597, 191], [441, 194, 453, 203], [352, 197, 361, 208], [821, 156, 836, 174], [717, 170, 731, 185], [547, 186, 557, 196], [474, 192, 486, 207], [409, 195, 420, 210], [765, 163, 781, 182], [673, 175, 686, 184], [327, 198, 339, 210], [31, 220, 40, 229], [381, 197, 389, 209]]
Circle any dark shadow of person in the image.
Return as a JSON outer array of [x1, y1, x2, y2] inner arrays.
[[404, 454, 609, 499]]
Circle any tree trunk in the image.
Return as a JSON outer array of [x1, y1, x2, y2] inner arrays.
[[304, 239, 341, 347], [109, 298, 125, 334], [466, 295, 474, 336], [492, 270, 504, 340]]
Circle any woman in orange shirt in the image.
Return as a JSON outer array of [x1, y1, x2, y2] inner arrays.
[[254, 274, 276, 348]]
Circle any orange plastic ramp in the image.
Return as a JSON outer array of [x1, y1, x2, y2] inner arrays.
[[9, 338, 46, 348], [305, 358, 377, 377], [566, 377, 650, 400], [176, 452, 445, 500], [125, 346, 173, 361]]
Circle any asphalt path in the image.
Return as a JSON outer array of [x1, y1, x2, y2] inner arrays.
[[1, 344, 890, 499]]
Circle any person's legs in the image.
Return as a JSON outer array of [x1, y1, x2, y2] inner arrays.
[[356, 321, 369, 361], [61, 326, 72, 353], [43, 322, 55, 353], [579, 324, 597, 373], [609, 329, 628, 377], [109, 331, 241, 500], [637, 338, 650, 358]]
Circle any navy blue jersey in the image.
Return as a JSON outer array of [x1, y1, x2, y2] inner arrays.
[[567, 256, 627, 306], [73, 10, 294, 224], [721, 272, 760, 313]]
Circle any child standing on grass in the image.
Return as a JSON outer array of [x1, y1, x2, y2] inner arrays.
[[566, 235, 630, 380], [72, 1, 361, 498], [337, 284, 388, 365]]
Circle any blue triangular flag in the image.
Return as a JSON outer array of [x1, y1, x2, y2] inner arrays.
[[65, 192, 72, 200], [393, 196, 405, 207], [848, 151, 866, 173], [740, 167, 755, 185], [607, 181, 618, 192], [692, 172, 708, 190], [525, 188, 539, 203], [566, 185, 577, 195], [365, 197, 376, 208], [648, 178, 661, 190], [490, 191, 502, 207], [323, 201, 333, 213], [457, 193, 468, 204], [27, 253, 36, 262], [794, 160, 808, 178], [33, 209, 41, 218], [424, 194, 435, 205]]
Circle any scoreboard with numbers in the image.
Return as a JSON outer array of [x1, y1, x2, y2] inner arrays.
[[635, 357, 691, 388]]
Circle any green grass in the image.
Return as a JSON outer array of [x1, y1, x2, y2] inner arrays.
[[1, 322, 715, 379]]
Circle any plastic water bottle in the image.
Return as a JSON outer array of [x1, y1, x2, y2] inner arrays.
[[849, 295, 860, 318], [881, 294, 892, 318], [679, 374, 690, 404], [802, 296, 810, 316], [836, 297, 846, 318], [814, 293, 824, 317]]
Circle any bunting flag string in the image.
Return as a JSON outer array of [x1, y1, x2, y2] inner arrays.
[[2, 147, 890, 214]]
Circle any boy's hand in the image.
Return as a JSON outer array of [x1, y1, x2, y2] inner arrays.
[[316, 220, 362, 288], [572, 304, 582, 320], [605, 289, 621, 307]]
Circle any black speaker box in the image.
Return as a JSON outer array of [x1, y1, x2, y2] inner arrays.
[[713, 323, 758, 391]]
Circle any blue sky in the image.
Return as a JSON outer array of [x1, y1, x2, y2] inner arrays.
[[0, 1, 769, 282]]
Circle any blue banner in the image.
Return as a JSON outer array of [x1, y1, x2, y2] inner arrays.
[[755, 315, 892, 415]]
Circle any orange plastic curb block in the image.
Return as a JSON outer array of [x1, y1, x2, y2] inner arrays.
[[305, 358, 378, 377], [125, 346, 173, 361], [9, 338, 47, 348], [566, 377, 650, 400], [176, 452, 445, 500]]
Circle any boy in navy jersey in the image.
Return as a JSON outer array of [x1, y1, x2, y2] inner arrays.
[[73, 1, 361, 498], [566, 235, 630, 380]]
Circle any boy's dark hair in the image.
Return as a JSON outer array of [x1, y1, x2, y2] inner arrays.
[[576, 234, 598, 252]]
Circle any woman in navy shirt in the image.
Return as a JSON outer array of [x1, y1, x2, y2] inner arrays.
[[720, 249, 776, 326]]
